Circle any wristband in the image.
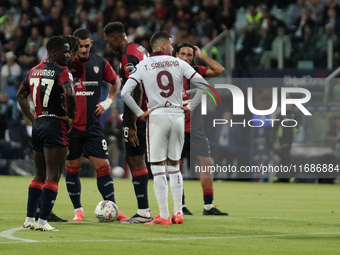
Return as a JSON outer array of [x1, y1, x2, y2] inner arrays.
[[99, 98, 113, 110]]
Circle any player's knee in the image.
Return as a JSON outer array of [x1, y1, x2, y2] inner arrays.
[[125, 154, 145, 170], [67, 158, 81, 167]]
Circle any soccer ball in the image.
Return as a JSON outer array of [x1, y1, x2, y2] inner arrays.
[[94, 200, 119, 222], [111, 166, 125, 178]]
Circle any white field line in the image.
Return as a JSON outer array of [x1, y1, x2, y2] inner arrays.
[[1, 227, 340, 244]]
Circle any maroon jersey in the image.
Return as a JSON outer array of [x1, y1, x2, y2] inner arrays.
[[21, 61, 73, 117], [119, 42, 149, 126], [183, 65, 208, 132], [69, 53, 118, 132]]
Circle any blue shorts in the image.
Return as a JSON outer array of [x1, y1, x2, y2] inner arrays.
[[32, 117, 69, 152], [67, 125, 108, 160], [181, 127, 211, 159], [123, 121, 146, 157]]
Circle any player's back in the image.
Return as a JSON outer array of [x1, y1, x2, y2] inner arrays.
[[25, 61, 71, 117], [132, 52, 195, 115]]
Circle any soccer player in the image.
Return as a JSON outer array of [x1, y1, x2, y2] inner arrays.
[[104, 22, 152, 223], [19, 36, 76, 231], [64, 29, 128, 222], [175, 42, 228, 216], [121, 32, 206, 225]]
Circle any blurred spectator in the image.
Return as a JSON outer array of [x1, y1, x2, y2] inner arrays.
[[55, 0, 68, 17], [292, 25, 318, 63], [322, 0, 340, 25], [37, 37, 48, 62], [75, 9, 96, 33], [46, 7, 63, 35], [40, 0, 53, 22], [61, 14, 75, 32], [246, 4, 263, 31], [313, 23, 337, 67], [0, 91, 12, 141], [175, 23, 199, 46], [20, 0, 34, 17], [0, 10, 18, 41], [164, 19, 178, 41], [201, 37, 220, 63], [153, 0, 168, 20], [43, 25, 54, 39], [0, 7, 6, 26], [24, 26, 42, 53], [1, 51, 22, 86], [139, 0, 154, 22], [63, 25, 73, 36], [217, 0, 236, 32], [9, 26, 26, 56], [290, 0, 307, 26], [259, 26, 292, 69], [93, 11, 105, 30], [164, 0, 190, 21], [73, 0, 91, 26], [292, 8, 315, 41], [91, 25, 106, 56], [331, 78, 340, 103], [324, 7, 340, 36], [245, 27, 273, 68], [19, 13, 31, 37], [103, 0, 116, 26], [307, 0, 325, 25], [195, 11, 215, 43], [200, 0, 220, 23], [18, 42, 38, 73], [112, 0, 126, 21], [235, 25, 254, 68], [103, 108, 123, 168]]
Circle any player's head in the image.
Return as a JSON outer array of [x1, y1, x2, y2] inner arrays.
[[62, 35, 79, 65], [73, 28, 93, 60], [104, 21, 127, 52], [46, 36, 70, 66], [150, 31, 173, 55], [175, 42, 195, 65]]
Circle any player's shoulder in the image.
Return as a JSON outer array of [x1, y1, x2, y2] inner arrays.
[[125, 42, 149, 56]]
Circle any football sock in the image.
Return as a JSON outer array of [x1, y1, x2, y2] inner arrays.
[[39, 181, 58, 220], [25, 217, 35, 223], [74, 207, 84, 214], [131, 167, 149, 209], [65, 166, 82, 209], [203, 187, 214, 206], [96, 165, 115, 203], [26, 180, 44, 218], [151, 164, 169, 219], [168, 164, 183, 214], [204, 204, 213, 210], [38, 219, 47, 226], [137, 208, 151, 217]]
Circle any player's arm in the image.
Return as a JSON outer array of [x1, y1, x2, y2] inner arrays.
[[96, 60, 122, 116], [194, 46, 225, 77], [123, 55, 143, 146], [62, 81, 76, 131], [16, 85, 34, 123]]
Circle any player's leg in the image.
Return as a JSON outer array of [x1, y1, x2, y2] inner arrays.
[[144, 116, 172, 225], [167, 115, 184, 224], [65, 128, 84, 221], [84, 127, 129, 221], [24, 149, 46, 229], [179, 132, 193, 215], [193, 129, 228, 216], [35, 146, 68, 231], [120, 124, 152, 223]]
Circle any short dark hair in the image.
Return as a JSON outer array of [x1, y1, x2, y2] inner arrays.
[[63, 35, 79, 52], [104, 22, 125, 35], [73, 28, 91, 40], [150, 31, 171, 49], [176, 42, 195, 57], [46, 36, 68, 53]]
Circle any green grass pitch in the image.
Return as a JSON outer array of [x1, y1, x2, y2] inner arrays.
[[0, 176, 340, 255]]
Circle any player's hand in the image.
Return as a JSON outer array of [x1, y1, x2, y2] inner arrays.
[[95, 104, 105, 116], [128, 124, 139, 147], [194, 46, 203, 59], [180, 106, 191, 115], [139, 109, 154, 121], [56, 116, 74, 133]]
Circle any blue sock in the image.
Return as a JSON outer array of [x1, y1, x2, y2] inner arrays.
[[65, 166, 82, 209], [39, 181, 58, 220], [132, 170, 149, 209], [203, 187, 214, 205], [27, 180, 43, 218], [96, 165, 115, 202]]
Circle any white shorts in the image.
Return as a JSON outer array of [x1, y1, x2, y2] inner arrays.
[[146, 114, 184, 163]]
